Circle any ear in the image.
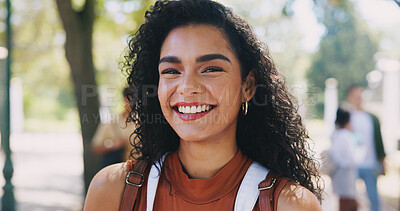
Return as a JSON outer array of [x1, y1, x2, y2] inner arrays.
[[241, 70, 256, 102]]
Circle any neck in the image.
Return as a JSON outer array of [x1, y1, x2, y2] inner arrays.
[[349, 102, 362, 111], [354, 104, 362, 111], [343, 123, 351, 130], [177, 134, 238, 179]]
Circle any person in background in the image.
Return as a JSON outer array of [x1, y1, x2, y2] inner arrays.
[[91, 87, 136, 168], [330, 108, 359, 211], [344, 85, 386, 211]]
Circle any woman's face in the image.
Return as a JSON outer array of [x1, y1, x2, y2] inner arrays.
[[158, 24, 252, 142]]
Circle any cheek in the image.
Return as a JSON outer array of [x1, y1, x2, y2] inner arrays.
[[215, 82, 242, 107], [212, 82, 242, 125], [158, 80, 170, 108], [209, 83, 241, 126]]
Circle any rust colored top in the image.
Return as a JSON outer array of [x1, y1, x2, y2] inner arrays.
[[132, 150, 267, 211]]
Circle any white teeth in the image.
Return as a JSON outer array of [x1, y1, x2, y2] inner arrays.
[[177, 105, 214, 114], [190, 106, 196, 113]]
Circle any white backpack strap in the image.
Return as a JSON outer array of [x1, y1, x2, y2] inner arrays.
[[146, 155, 166, 211], [234, 161, 269, 211], [147, 157, 268, 211]]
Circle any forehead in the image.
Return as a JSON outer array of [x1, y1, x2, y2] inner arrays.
[[160, 24, 235, 57]]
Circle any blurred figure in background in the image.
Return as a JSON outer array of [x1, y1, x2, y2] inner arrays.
[[344, 85, 386, 211], [330, 108, 359, 211], [91, 87, 136, 168]]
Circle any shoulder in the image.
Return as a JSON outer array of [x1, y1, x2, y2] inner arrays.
[[366, 111, 377, 118], [367, 112, 380, 124], [276, 181, 322, 211], [339, 129, 355, 141], [92, 123, 113, 139], [331, 130, 346, 143], [84, 162, 130, 211]]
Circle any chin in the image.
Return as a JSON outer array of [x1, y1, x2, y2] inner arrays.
[[173, 125, 211, 142]]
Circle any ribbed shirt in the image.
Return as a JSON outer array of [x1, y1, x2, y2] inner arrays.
[[132, 150, 269, 210]]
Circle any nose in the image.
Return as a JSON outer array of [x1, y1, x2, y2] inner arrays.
[[177, 71, 203, 96]]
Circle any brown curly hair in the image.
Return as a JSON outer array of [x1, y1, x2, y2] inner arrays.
[[122, 0, 323, 200]]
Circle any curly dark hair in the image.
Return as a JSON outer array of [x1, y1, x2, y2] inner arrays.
[[122, 0, 323, 200]]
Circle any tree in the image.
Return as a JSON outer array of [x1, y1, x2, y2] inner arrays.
[[306, 0, 377, 116], [55, 0, 100, 193], [55, 0, 152, 194]]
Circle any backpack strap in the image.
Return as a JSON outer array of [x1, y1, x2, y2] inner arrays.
[[120, 160, 148, 211], [235, 161, 269, 211], [146, 158, 165, 211], [258, 172, 289, 211], [119, 159, 288, 211]]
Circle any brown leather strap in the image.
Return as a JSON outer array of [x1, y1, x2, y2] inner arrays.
[[258, 172, 289, 211], [120, 160, 148, 211]]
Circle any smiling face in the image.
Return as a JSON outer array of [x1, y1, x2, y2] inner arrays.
[[158, 24, 252, 142]]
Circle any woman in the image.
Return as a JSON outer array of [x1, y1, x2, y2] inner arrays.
[[330, 108, 359, 211], [91, 87, 136, 168], [84, 0, 322, 210]]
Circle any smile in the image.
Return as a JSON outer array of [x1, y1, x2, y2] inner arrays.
[[171, 103, 217, 121]]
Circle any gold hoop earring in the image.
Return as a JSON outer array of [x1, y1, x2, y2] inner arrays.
[[242, 101, 248, 116]]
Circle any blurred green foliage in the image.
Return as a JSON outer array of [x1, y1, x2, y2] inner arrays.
[[306, 0, 378, 117], [1, 0, 311, 131], [1, 0, 151, 132], [0, 1, 5, 42], [223, 0, 311, 85], [1, 0, 398, 130]]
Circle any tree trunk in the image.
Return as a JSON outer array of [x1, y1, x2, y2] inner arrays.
[[55, 0, 100, 194]]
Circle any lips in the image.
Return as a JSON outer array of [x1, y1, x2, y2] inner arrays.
[[171, 102, 216, 121]]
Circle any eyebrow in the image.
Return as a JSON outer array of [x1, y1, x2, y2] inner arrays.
[[159, 56, 181, 64], [196, 54, 231, 63], [159, 54, 231, 65]]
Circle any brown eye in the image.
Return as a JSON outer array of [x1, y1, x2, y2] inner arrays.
[[161, 68, 181, 74], [202, 67, 224, 73]]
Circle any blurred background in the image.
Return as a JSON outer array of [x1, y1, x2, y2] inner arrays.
[[0, 0, 399, 210]]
